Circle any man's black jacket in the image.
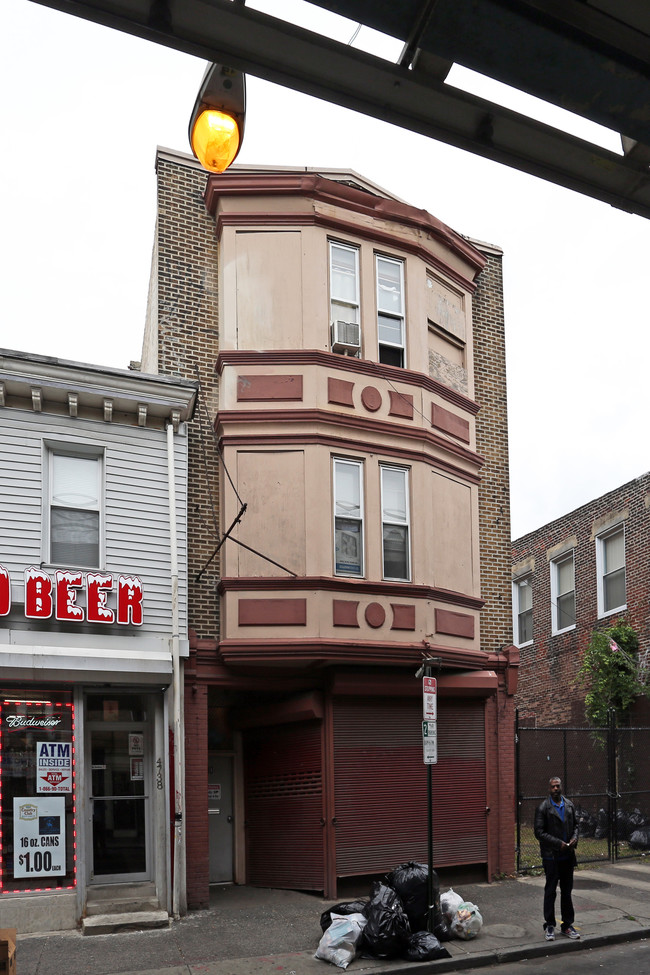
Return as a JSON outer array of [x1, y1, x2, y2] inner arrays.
[[534, 795, 579, 861]]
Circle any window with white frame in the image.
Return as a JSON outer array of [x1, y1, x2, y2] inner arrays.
[[513, 575, 533, 646], [380, 465, 410, 581], [333, 459, 364, 576], [376, 255, 405, 367], [49, 450, 101, 567], [551, 552, 575, 633], [330, 242, 360, 348], [597, 524, 626, 617]]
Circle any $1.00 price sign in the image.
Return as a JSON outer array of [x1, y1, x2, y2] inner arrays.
[[13, 795, 66, 877]]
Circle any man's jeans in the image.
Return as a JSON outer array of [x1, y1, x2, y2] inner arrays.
[[542, 857, 574, 929]]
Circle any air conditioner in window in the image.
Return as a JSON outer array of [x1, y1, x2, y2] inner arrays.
[[331, 320, 361, 354]]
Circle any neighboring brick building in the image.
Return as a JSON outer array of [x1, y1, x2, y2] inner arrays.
[[142, 150, 518, 908], [512, 473, 650, 727]]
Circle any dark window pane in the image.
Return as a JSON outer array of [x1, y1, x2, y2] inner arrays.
[[383, 524, 408, 579]]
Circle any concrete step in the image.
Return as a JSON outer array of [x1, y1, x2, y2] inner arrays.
[[82, 910, 170, 936], [86, 882, 159, 916]]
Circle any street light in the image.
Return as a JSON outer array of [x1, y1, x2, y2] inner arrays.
[[188, 63, 246, 173]]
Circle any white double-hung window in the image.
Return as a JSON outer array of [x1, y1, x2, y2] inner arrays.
[[376, 255, 405, 367], [330, 242, 360, 327], [513, 575, 533, 646], [597, 524, 626, 617], [380, 465, 410, 581], [551, 552, 575, 633], [333, 459, 364, 577], [49, 451, 102, 567]]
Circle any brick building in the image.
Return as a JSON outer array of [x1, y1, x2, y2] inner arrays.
[[512, 473, 650, 727], [141, 149, 518, 908]]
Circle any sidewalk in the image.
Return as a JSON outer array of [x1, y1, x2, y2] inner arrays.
[[16, 859, 650, 975]]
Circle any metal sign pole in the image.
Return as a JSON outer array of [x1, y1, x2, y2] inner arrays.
[[421, 663, 438, 933]]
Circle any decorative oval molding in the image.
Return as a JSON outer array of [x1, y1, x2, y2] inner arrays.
[[361, 386, 382, 412], [365, 602, 386, 628]]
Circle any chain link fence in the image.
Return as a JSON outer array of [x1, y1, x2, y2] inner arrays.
[[516, 712, 650, 872]]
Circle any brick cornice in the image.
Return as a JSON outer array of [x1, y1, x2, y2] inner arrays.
[[216, 349, 480, 416], [204, 172, 486, 281], [218, 575, 485, 610]]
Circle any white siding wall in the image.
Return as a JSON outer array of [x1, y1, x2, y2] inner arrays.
[[0, 409, 189, 640]]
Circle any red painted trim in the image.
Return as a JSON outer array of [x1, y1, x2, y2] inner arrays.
[[216, 349, 480, 417], [329, 669, 497, 697], [365, 602, 386, 628], [216, 410, 483, 476], [219, 575, 485, 611], [328, 378, 355, 407], [238, 598, 307, 626], [388, 390, 414, 419], [237, 374, 303, 401], [432, 403, 471, 444], [390, 604, 416, 631], [333, 599, 359, 627], [360, 386, 382, 412], [218, 637, 489, 669], [435, 608, 476, 639], [204, 172, 486, 279]]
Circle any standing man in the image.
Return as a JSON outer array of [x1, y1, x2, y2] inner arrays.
[[534, 776, 580, 941]]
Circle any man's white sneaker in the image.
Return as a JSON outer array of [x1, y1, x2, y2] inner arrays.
[[562, 925, 580, 940], [545, 926, 555, 941]]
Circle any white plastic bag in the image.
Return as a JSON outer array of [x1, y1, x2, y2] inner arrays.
[[440, 888, 463, 920], [315, 912, 367, 969], [451, 901, 483, 940]]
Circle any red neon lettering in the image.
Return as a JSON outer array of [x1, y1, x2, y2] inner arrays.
[[25, 568, 53, 619], [0, 564, 10, 616], [117, 575, 143, 626], [55, 571, 84, 621], [87, 573, 114, 624]]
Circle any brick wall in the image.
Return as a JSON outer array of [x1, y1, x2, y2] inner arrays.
[[471, 246, 516, 876], [154, 155, 221, 641], [512, 472, 650, 726], [184, 681, 209, 908]]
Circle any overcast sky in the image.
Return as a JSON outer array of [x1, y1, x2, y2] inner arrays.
[[2, 1, 649, 540]]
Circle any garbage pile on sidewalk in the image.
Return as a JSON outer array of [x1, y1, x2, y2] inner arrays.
[[314, 861, 483, 969]]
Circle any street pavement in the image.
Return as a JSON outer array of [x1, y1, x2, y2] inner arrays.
[[15, 859, 650, 975]]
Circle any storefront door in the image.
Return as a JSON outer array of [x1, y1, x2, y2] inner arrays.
[[85, 692, 152, 883]]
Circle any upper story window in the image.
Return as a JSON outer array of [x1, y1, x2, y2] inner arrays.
[[380, 465, 410, 581], [513, 575, 533, 647], [330, 242, 360, 354], [551, 552, 575, 633], [376, 255, 405, 368], [49, 451, 101, 568], [597, 524, 626, 617], [333, 459, 364, 577]]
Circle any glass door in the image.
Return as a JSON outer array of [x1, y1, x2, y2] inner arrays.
[[86, 693, 151, 883]]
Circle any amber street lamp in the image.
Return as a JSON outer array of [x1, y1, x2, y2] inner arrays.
[[188, 63, 246, 173]]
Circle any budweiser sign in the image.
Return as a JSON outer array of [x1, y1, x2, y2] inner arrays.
[[0, 566, 143, 626], [5, 715, 63, 728]]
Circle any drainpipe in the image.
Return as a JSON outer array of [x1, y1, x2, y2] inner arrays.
[[167, 415, 186, 917]]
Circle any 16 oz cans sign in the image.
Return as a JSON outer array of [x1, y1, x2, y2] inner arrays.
[[14, 796, 66, 877]]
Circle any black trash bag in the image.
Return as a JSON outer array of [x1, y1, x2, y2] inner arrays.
[[320, 901, 369, 933], [401, 931, 451, 962], [594, 808, 609, 840], [629, 828, 650, 850], [629, 809, 649, 830], [616, 810, 633, 841], [385, 861, 439, 932], [576, 805, 596, 838], [433, 913, 452, 942], [361, 882, 411, 959]]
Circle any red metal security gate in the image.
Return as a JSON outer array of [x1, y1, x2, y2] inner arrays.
[[243, 720, 325, 889], [333, 697, 487, 877]]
